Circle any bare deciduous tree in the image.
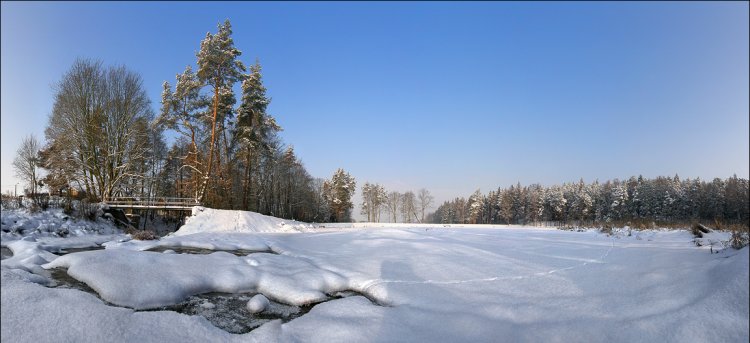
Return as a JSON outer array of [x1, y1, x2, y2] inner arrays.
[[417, 188, 434, 223], [13, 135, 41, 197], [361, 182, 386, 222], [385, 191, 401, 223], [401, 191, 418, 223], [45, 58, 153, 201]]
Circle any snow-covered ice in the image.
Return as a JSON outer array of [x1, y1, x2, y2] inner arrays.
[[2, 207, 748, 342]]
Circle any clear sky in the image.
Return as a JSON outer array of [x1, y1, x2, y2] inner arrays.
[[2, 1, 748, 220]]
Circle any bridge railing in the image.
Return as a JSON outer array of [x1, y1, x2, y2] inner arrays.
[[105, 197, 201, 208]]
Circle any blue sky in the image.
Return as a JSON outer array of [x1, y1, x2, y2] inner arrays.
[[2, 2, 748, 217]]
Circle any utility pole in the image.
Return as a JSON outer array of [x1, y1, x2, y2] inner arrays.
[[15, 183, 18, 197]]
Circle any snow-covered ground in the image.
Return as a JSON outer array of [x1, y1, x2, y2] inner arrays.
[[2, 207, 748, 342]]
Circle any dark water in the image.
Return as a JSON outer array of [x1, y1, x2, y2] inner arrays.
[[147, 292, 313, 334], [46, 267, 375, 334], [150, 291, 379, 334], [49, 267, 98, 294], [1, 246, 12, 260], [145, 246, 274, 256], [49, 245, 106, 255]]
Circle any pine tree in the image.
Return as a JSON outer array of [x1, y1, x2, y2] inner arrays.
[[468, 189, 484, 224], [525, 184, 545, 225], [158, 65, 207, 201], [235, 62, 281, 209], [544, 185, 566, 222], [608, 181, 628, 222], [196, 19, 246, 203], [499, 189, 514, 224], [323, 168, 356, 222]]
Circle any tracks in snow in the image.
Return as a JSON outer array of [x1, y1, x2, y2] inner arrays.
[[361, 237, 616, 291]]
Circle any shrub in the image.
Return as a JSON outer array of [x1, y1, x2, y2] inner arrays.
[[62, 197, 74, 215], [1, 194, 18, 209], [729, 228, 749, 250], [76, 199, 99, 221], [34, 194, 50, 211], [28, 202, 41, 213]]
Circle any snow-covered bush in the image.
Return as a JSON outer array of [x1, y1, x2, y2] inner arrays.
[[1, 195, 23, 210]]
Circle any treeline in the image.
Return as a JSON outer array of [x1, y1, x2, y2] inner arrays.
[[13, 20, 358, 223], [428, 175, 749, 227], [360, 183, 434, 223]]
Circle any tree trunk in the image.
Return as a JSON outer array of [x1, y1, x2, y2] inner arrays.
[[199, 83, 220, 204]]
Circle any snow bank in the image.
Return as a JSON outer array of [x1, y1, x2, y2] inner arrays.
[[1, 208, 128, 280], [1, 208, 120, 240], [106, 232, 271, 253], [44, 249, 349, 309], [174, 207, 314, 235], [1, 239, 60, 276], [0, 268, 251, 343]]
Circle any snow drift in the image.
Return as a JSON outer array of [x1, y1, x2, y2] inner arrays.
[[174, 207, 314, 236]]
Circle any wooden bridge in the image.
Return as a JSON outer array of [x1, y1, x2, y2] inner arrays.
[[104, 197, 201, 211]]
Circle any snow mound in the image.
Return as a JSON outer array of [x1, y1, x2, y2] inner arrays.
[[43, 249, 350, 309], [175, 207, 314, 236], [247, 294, 270, 313]]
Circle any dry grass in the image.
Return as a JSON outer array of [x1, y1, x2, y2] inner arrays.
[[131, 230, 157, 241], [729, 225, 750, 250]]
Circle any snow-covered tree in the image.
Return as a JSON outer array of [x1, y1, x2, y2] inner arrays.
[[426, 175, 748, 226], [195, 19, 246, 203], [468, 189, 484, 224], [608, 181, 628, 222], [498, 189, 514, 224], [158, 65, 207, 201], [525, 184, 545, 224], [544, 185, 566, 222], [323, 168, 356, 222], [724, 174, 749, 223], [235, 62, 281, 209]]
